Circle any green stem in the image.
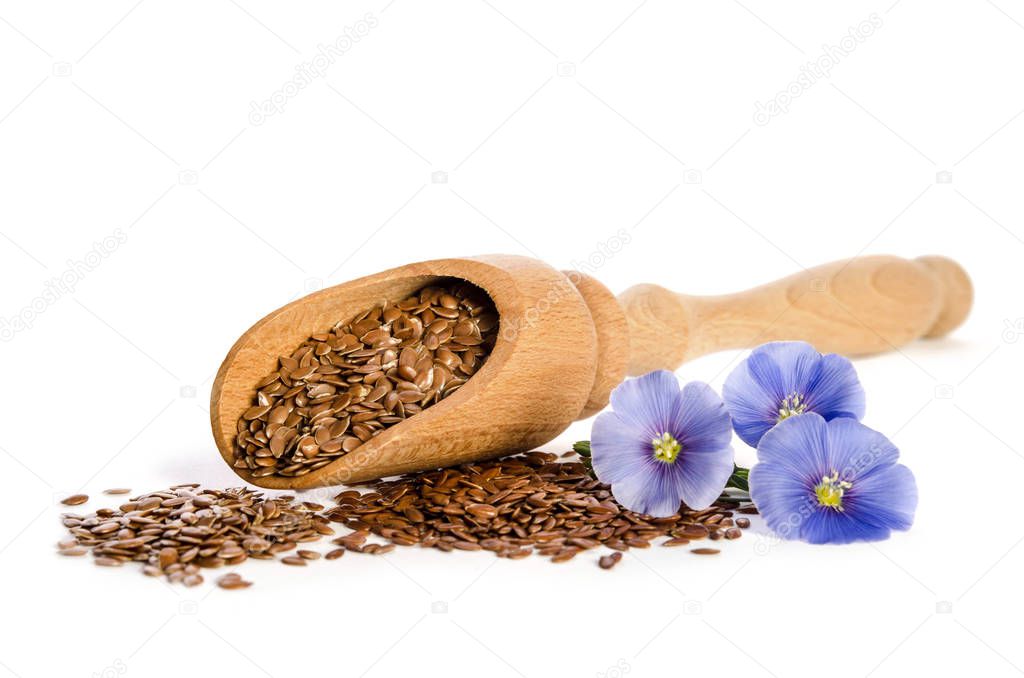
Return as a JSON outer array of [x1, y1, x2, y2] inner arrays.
[[726, 464, 750, 492]]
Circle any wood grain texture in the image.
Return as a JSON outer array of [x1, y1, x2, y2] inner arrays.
[[211, 255, 597, 488], [618, 254, 971, 375], [916, 255, 974, 338], [563, 270, 629, 419]]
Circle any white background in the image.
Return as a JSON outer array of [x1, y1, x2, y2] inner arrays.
[[1, 1, 1022, 676]]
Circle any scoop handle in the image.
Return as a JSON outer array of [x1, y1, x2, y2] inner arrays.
[[617, 255, 972, 375]]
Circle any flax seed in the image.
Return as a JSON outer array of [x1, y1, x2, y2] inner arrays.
[[234, 282, 498, 478]]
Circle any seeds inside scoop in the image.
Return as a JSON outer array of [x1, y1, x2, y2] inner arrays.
[[233, 282, 499, 478]]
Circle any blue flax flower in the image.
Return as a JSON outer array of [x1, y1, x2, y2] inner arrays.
[[591, 371, 734, 517], [749, 413, 917, 544], [723, 341, 866, 447]]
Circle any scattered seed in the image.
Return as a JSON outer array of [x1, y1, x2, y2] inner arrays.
[[735, 517, 751, 528], [61, 494, 89, 506], [103, 488, 132, 495], [58, 485, 332, 586], [320, 451, 748, 564], [94, 557, 123, 566], [691, 548, 721, 555], [217, 573, 252, 589], [58, 454, 751, 585]]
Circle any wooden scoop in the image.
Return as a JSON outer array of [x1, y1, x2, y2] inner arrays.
[[211, 254, 971, 488]]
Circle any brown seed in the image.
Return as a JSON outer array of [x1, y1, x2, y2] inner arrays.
[[297, 549, 320, 560], [551, 548, 580, 563], [680, 524, 709, 539], [103, 488, 132, 495], [662, 537, 690, 547], [61, 494, 89, 506], [691, 548, 721, 555], [325, 548, 346, 560], [281, 556, 307, 566], [598, 552, 623, 569], [216, 573, 252, 589], [724, 528, 742, 540], [58, 546, 88, 556], [466, 503, 497, 520], [159, 547, 178, 570], [735, 518, 751, 528], [94, 557, 123, 567]]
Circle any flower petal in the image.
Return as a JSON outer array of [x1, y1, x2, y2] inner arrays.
[[825, 417, 898, 479], [805, 353, 866, 422], [608, 370, 682, 439], [845, 463, 917, 532], [797, 507, 892, 544], [754, 413, 830, 484], [748, 341, 822, 395], [590, 410, 652, 485], [661, 381, 734, 510], [748, 460, 816, 540], [609, 464, 684, 518], [670, 381, 733, 453], [676, 443, 734, 510]]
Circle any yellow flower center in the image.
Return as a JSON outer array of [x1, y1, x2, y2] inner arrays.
[[778, 392, 808, 421], [814, 471, 852, 511], [652, 432, 681, 464]]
